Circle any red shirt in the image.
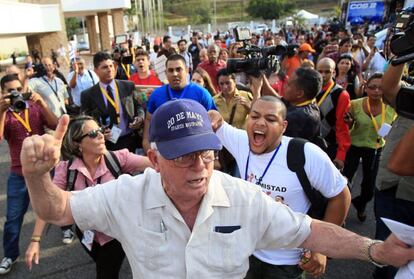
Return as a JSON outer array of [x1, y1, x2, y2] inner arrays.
[[4, 102, 55, 175], [129, 70, 163, 86], [320, 81, 351, 161], [197, 60, 226, 91]]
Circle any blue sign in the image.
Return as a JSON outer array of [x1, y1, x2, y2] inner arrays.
[[347, 1, 385, 24]]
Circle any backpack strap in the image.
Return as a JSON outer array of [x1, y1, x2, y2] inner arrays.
[[104, 151, 122, 178], [287, 138, 321, 211], [87, 70, 96, 85], [66, 159, 78, 191]]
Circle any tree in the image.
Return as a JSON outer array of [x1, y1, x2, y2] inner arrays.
[[247, 0, 295, 20], [65, 17, 80, 39]]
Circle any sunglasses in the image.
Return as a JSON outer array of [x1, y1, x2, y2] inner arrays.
[[366, 85, 382, 91], [79, 127, 105, 141]]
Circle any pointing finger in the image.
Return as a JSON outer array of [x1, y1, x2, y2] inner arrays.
[[54, 114, 70, 142]]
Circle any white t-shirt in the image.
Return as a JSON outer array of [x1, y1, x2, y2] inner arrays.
[[217, 122, 347, 265], [71, 168, 312, 278]]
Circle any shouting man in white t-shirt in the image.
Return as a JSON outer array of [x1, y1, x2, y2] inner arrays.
[[209, 96, 351, 278]]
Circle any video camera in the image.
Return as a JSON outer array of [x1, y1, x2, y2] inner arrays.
[[6, 90, 32, 113], [390, 9, 414, 65], [227, 27, 286, 77]]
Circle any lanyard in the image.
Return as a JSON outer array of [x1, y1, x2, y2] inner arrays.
[[100, 83, 120, 124], [42, 76, 61, 102], [366, 98, 385, 148], [167, 85, 188, 100], [12, 109, 32, 133], [317, 81, 335, 107], [121, 63, 130, 79], [296, 99, 315, 107], [244, 142, 282, 185]]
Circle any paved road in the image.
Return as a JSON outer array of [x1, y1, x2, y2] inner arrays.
[[0, 139, 376, 278]]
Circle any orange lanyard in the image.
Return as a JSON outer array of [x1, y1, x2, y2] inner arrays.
[[296, 99, 315, 107], [366, 98, 385, 148], [100, 83, 120, 124], [12, 109, 32, 133], [121, 64, 130, 79], [317, 82, 335, 107]]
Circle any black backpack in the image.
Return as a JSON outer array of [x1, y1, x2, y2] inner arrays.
[[66, 151, 122, 191], [287, 138, 328, 219]]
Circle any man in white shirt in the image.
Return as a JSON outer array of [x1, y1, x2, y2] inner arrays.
[[20, 99, 414, 278], [29, 57, 69, 118], [67, 57, 98, 108], [210, 96, 351, 278]]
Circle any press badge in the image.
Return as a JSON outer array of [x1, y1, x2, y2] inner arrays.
[[81, 230, 95, 251], [377, 123, 392, 138], [108, 125, 122, 143]]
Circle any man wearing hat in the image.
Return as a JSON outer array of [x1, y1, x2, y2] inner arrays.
[[20, 99, 414, 278], [282, 43, 316, 78]]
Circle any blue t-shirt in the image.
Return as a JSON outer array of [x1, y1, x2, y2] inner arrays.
[[147, 83, 217, 114]]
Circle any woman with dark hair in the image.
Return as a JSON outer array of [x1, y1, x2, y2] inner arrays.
[[25, 115, 152, 279], [335, 54, 361, 99], [343, 73, 395, 222], [191, 67, 217, 96]]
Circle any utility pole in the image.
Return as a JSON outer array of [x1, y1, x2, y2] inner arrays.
[[213, 0, 217, 30]]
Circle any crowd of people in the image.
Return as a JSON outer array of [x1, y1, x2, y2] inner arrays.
[[0, 20, 413, 279]]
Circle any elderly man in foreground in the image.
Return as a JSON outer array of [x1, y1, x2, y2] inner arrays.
[[21, 99, 414, 278]]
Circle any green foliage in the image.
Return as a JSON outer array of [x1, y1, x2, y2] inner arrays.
[[247, 0, 295, 20], [190, 7, 212, 24], [65, 17, 79, 38], [247, 0, 296, 20]]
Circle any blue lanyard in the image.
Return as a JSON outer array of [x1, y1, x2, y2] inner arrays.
[[167, 85, 188, 100], [244, 143, 282, 185]]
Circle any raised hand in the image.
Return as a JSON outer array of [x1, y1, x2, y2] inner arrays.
[[208, 110, 223, 132], [21, 115, 69, 177]]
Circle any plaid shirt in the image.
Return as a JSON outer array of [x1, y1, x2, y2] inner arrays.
[[4, 102, 55, 175]]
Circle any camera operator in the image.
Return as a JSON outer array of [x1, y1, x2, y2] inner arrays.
[[373, 57, 414, 279], [0, 74, 58, 275], [29, 57, 69, 118]]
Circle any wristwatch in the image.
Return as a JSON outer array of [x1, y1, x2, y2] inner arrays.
[[365, 239, 387, 268]]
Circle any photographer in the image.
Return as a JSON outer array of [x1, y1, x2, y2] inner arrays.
[[373, 55, 414, 279], [0, 74, 58, 275]]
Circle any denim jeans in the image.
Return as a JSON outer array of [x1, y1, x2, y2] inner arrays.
[[3, 173, 30, 260]]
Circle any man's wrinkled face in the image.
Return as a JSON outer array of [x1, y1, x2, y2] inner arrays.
[[148, 149, 214, 205]]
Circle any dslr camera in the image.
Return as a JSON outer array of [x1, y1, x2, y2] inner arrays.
[[6, 91, 32, 113], [227, 27, 286, 77]]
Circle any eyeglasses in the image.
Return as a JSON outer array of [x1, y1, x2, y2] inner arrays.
[[79, 127, 105, 141], [366, 85, 382, 91], [171, 150, 218, 168]]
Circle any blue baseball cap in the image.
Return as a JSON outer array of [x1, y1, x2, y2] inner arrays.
[[149, 99, 222, 160]]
